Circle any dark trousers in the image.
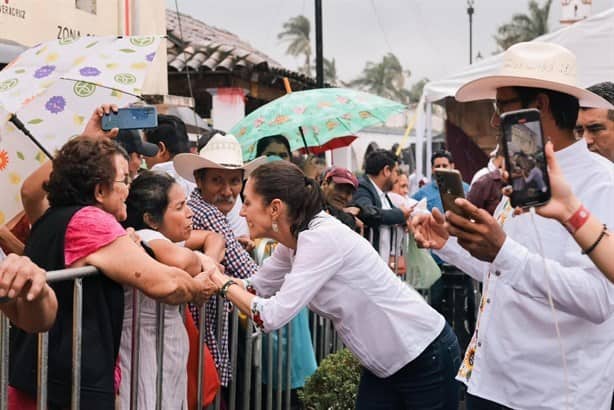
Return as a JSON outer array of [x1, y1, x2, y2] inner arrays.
[[465, 393, 512, 410], [355, 323, 461, 410]]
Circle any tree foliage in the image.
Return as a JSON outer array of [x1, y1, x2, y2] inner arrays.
[[350, 53, 412, 104], [494, 0, 553, 51], [278, 15, 312, 75], [299, 349, 361, 410]]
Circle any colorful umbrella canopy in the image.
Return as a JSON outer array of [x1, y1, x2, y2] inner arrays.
[[229, 88, 406, 161], [0, 35, 163, 224]]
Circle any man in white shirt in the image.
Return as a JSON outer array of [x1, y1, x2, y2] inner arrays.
[[143, 114, 196, 196], [352, 149, 411, 261], [412, 42, 614, 409]]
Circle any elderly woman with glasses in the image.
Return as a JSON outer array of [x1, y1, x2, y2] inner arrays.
[[10, 107, 217, 410]]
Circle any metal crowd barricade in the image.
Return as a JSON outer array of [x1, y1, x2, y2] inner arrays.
[[0, 266, 173, 410], [0, 239, 351, 410]]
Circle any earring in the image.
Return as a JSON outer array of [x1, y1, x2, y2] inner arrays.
[[272, 221, 279, 233]]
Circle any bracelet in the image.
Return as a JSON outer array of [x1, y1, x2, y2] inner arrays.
[[563, 204, 590, 234], [219, 279, 237, 299], [582, 224, 608, 255]]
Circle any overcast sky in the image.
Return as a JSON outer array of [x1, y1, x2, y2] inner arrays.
[[166, 0, 614, 87]]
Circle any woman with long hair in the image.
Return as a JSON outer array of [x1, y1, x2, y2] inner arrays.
[[207, 161, 461, 409]]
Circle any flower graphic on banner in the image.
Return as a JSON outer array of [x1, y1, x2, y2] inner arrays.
[[146, 52, 156, 62], [73, 81, 96, 97], [79, 66, 101, 77], [0, 150, 9, 171], [0, 78, 19, 92], [8, 173, 21, 185], [45, 96, 66, 114], [34, 65, 56, 79], [114, 73, 136, 85]]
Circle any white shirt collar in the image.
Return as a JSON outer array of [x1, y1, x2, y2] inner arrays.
[[368, 176, 387, 199]]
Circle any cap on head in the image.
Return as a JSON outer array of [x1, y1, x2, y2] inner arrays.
[[116, 129, 159, 157], [325, 166, 359, 190]]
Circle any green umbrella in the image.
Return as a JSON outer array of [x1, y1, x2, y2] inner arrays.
[[230, 88, 406, 160]]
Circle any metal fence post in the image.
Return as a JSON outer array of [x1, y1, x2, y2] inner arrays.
[[241, 321, 253, 410], [266, 332, 273, 410], [214, 296, 224, 410], [130, 288, 141, 410], [253, 331, 262, 410], [0, 313, 9, 410], [276, 329, 283, 410], [36, 332, 48, 409], [228, 308, 239, 410], [71, 278, 83, 409], [285, 325, 292, 410], [155, 302, 165, 410], [196, 304, 206, 410]]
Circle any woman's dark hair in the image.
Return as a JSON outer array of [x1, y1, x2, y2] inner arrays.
[[45, 136, 128, 207], [122, 170, 176, 230], [255, 135, 291, 157], [513, 86, 579, 131], [250, 161, 323, 239]]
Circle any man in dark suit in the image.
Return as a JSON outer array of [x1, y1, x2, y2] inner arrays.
[[352, 149, 411, 260]]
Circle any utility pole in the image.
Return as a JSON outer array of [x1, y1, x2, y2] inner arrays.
[[315, 0, 324, 87], [467, 0, 475, 64]]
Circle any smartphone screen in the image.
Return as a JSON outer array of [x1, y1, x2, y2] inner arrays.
[[500, 108, 551, 208], [102, 106, 158, 130]]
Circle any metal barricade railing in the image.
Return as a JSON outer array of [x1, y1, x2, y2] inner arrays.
[[0, 253, 349, 410]]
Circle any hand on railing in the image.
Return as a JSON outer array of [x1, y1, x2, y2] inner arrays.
[[0, 254, 50, 301]]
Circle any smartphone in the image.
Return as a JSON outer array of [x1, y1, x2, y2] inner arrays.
[[101, 106, 158, 131], [500, 108, 551, 208], [435, 168, 468, 217]]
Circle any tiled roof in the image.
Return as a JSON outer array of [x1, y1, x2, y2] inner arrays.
[[166, 10, 319, 86]]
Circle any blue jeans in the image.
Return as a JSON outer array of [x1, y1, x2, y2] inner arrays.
[[355, 323, 461, 410]]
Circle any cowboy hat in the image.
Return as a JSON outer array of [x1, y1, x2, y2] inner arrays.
[[173, 133, 266, 182], [456, 42, 613, 109]]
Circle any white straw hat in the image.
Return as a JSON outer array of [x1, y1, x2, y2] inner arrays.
[[173, 133, 266, 182], [456, 42, 613, 109]]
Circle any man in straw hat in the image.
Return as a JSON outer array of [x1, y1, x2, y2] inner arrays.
[[412, 41, 614, 409], [173, 133, 266, 387]]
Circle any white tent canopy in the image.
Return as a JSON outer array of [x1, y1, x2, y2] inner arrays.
[[414, 7, 614, 177]]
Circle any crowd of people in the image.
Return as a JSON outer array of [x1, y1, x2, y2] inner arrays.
[[0, 40, 613, 410]]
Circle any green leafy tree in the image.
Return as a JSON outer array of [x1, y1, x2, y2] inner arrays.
[[278, 15, 312, 75], [323, 57, 338, 85], [494, 0, 553, 51], [350, 53, 411, 104]]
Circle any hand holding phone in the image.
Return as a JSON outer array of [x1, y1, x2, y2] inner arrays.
[[500, 108, 551, 208], [101, 106, 158, 131]]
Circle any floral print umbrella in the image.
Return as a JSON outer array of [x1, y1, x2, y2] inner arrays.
[[0, 35, 163, 224], [229, 88, 406, 161]]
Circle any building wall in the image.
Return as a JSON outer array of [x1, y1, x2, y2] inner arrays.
[[0, 0, 167, 94]]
